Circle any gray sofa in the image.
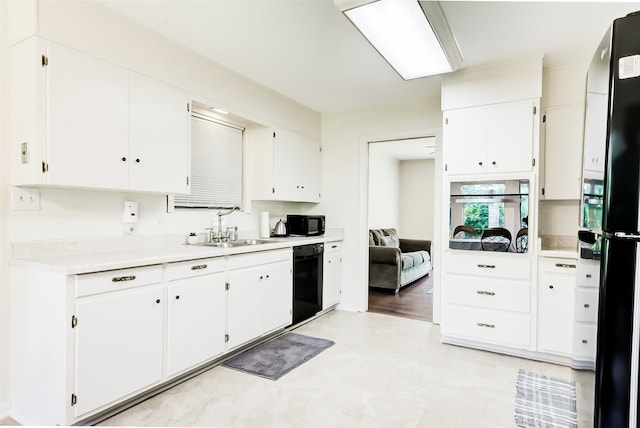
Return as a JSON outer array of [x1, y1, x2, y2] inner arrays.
[[369, 228, 432, 293]]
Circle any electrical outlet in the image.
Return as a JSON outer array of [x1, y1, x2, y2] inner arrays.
[[11, 187, 41, 211]]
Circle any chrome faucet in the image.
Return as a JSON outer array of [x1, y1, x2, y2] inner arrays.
[[207, 207, 239, 242]]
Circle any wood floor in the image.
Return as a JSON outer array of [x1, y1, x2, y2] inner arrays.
[[367, 273, 433, 322]]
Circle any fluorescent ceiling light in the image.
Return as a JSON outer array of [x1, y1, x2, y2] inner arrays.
[[336, 0, 462, 80]]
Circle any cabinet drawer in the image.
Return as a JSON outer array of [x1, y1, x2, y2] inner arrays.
[[445, 252, 531, 280], [577, 260, 600, 288], [443, 305, 531, 349], [75, 265, 163, 297], [445, 275, 530, 313], [325, 241, 342, 253], [166, 257, 226, 282], [539, 257, 577, 274], [573, 324, 597, 360], [228, 248, 291, 270], [575, 288, 599, 322]]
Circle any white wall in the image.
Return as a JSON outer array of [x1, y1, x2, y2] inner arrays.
[[1, 0, 320, 416], [399, 159, 435, 241], [0, 0, 10, 418], [320, 98, 443, 312], [367, 145, 399, 229]]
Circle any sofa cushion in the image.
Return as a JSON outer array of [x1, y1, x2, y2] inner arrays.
[[380, 235, 399, 248], [401, 254, 414, 269]]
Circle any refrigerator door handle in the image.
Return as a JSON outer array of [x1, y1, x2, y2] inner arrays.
[[610, 232, 640, 240]]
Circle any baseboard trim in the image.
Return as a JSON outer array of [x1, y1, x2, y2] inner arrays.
[[0, 401, 11, 420]]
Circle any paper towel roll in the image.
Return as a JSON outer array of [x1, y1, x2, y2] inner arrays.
[[260, 211, 270, 238]]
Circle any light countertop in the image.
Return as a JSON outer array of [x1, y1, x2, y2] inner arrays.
[[11, 229, 344, 275]]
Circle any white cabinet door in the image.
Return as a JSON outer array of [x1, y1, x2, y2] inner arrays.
[[583, 92, 608, 173], [443, 106, 487, 175], [166, 273, 226, 377], [537, 260, 576, 356], [444, 100, 535, 175], [323, 242, 342, 309], [129, 75, 190, 194], [227, 264, 263, 349], [74, 285, 163, 417], [486, 100, 535, 174], [47, 43, 130, 190], [542, 105, 584, 200], [272, 128, 321, 202], [262, 260, 293, 332]]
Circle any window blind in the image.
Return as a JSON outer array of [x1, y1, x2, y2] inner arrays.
[[174, 114, 243, 208]]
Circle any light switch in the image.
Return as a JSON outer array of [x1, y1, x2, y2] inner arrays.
[[11, 187, 40, 211]]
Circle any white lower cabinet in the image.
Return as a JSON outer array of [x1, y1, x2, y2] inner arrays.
[[166, 258, 227, 377], [74, 284, 164, 416], [227, 249, 292, 350], [323, 241, 342, 309], [537, 257, 577, 357], [442, 252, 533, 350], [10, 246, 302, 426], [573, 258, 600, 367]]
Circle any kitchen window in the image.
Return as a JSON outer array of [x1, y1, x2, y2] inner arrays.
[[174, 110, 244, 208]]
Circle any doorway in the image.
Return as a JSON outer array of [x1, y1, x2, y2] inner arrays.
[[367, 137, 436, 322]]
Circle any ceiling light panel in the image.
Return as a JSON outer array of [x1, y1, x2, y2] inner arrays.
[[338, 0, 461, 80]]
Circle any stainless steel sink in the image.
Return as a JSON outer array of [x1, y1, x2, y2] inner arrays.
[[193, 239, 273, 248]]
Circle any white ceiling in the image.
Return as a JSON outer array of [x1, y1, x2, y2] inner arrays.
[[96, 0, 640, 114]]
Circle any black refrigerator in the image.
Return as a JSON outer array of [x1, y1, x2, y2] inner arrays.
[[595, 10, 640, 428]]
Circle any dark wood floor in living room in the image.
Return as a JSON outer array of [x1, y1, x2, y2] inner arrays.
[[367, 273, 433, 322]]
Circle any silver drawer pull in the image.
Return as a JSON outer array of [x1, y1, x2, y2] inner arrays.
[[584, 304, 590, 308], [476, 290, 496, 296], [555, 263, 576, 269], [331, 245, 338, 249], [191, 264, 208, 270], [476, 322, 495, 329], [477, 264, 496, 269], [582, 339, 588, 344], [586, 274, 592, 278], [112, 275, 136, 282]]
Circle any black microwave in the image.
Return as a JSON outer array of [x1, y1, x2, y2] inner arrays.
[[286, 215, 325, 236]]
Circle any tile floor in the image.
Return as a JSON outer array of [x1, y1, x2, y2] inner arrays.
[[91, 310, 594, 427]]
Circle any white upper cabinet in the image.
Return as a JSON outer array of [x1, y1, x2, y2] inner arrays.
[[444, 100, 537, 175], [247, 127, 321, 203], [47, 42, 130, 190], [541, 105, 585, 200], [129, 75, 191, 194], [583, 92, 608, 173], [10, 37, 191, 194]]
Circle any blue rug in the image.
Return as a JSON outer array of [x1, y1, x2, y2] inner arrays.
[[222, 333, 334, 380], [515, 369, 578, 428]]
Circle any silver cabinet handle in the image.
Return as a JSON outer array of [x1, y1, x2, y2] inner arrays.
[[477, 264, 496, 269], [586, 274, 592, 278], [476, 322, 495, 328], [555, 263, 576, 269], [584, 303, 590, 308], [582, 339, 588, 344], [112, 275, 136, 282], [476, 290, 496, 296], [191, 264, 208, 270]]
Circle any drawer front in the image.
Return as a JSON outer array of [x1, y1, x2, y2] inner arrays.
[[325, 241, 342, 253], [445, 252, 531, 280], [443, 305, 531, 349], [575, 288, 599, 322], [577, 260, 600, 288], [539, 257, 578, 274], [75, 265, 163, 297], [573, 324, 597, 360], [228, 248, 292, 270], [445, 275, 530, 313], [166, 257, 226, 282]]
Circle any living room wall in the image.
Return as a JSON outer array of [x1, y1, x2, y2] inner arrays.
[[368, 144, 400, 230], [399, 159, 435, 241]]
